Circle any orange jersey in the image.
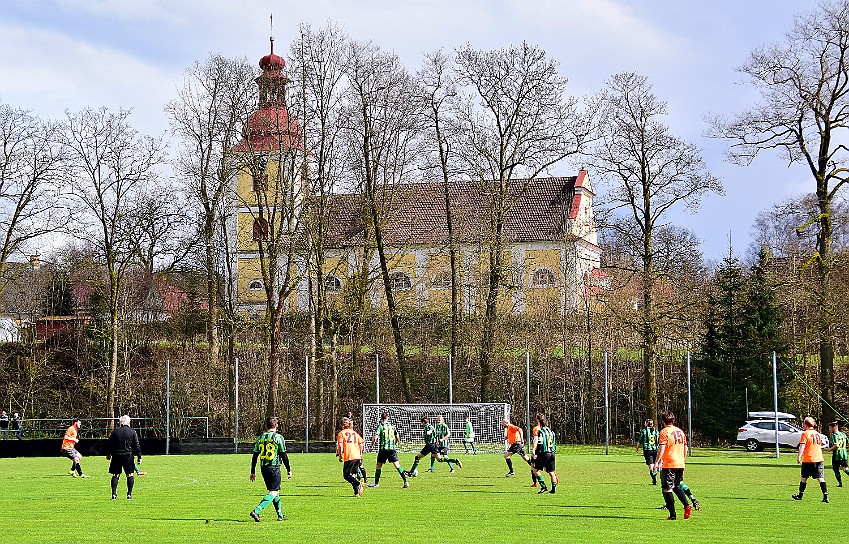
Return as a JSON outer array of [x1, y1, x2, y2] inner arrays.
[[62, 425, 78, 450], [505, 424, 523, 444], [532, 425, 540, 438], [658, 425, 687, 468], [800, 429, 824, 463], [337, 429, 364, 461]]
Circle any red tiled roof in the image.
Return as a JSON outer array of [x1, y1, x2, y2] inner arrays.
[[324, 176, 579, 248]]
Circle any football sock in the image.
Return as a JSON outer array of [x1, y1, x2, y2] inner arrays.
[[506, 458, 513, 472], [834, 468, 843, 486], [127, 475, 134, 495], [397, 467, 407, 481], [360, 468, 367, 483], [254, 493, 274, 514], [473, 444, 477, 453], [680, 482, 695, 500], [673, 486, 689, 506], [530, 470, 536, 484], [820, 481, 828, 498], [75, 463, 83, 476], [663, 491, 676, 518], [650, 470, 657, 484], [430, 457, 435, 469], [537, 474, 545, 485], [272, 495, 282, 515], [374, 469, 381, 485], [410, 458, 420, 472], [798, 481, 806, 497], [111, 475, 119, 495]]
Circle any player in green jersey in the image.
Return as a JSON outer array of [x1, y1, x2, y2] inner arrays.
[[407, 416, 462, 476], [636, 419, 660, 485], [827, 421, 849, 487], [531, 416, 557, 494], [249, 417, 290, 522], [367, 412, 409, 488], [462, 415, 477, 454], [432, 415, 451, 472]]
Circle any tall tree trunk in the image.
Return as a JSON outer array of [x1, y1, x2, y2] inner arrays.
[[204, 219, 220, 369], [817, 189, 835, 424], [266, 316, 282, 419], [479, 209, 504, 402]]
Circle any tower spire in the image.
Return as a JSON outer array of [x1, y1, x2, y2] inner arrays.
[[270, 13, 274, 54]]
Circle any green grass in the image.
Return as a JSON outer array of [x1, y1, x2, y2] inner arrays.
[[0, 450, 839, 543]]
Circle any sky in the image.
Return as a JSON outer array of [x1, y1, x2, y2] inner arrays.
[[0, 0, 820, 261]]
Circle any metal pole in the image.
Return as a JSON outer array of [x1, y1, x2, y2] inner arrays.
[[165, 359, 170, 455], [687, 351, 693, 456], [773, 351, 780, 459], [305, 354, 309, 454], [234, 357, 240, 453], [376, 353, 380, 405], [604, 351, 610, 455], [525, 351, 531, 442], [448, 354, 453, 405]]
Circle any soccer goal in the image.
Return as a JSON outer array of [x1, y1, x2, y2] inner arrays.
[[362, 403, 510, 453]]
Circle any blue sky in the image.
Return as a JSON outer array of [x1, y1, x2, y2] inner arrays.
[[0, 0, 817, 261]]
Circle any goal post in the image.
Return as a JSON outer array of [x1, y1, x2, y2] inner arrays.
[[362, 403, 510, 453]]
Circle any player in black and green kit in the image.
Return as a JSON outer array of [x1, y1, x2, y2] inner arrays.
[[636, 418, 659, 485], [827, 421, 849, 487], [407, 416, 462, 476], [432, 415, 452, 472], [531, 415, 557, 494], [367, 412, 409, 488], [463, 415, 477, 454], [249, 417, 291, 522]]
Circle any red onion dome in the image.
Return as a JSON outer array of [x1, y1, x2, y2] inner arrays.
[[259, 53, 285, 71]]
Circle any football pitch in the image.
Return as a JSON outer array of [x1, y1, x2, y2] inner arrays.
[[0, 449, 837, 543]]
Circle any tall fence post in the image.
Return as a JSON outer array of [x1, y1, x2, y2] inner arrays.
[[376, 353, 380, 405], [604, 351, 609, 455], [773, 351, 780, 459], [687, 351, 692, 456], [448, 354, 453, 406], [234, 356, 240, 453], [165, 359, 170, 455], [305, 354, 309, 454], [525, 351, 531, 442]]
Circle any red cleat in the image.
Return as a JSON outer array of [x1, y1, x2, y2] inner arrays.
[[683, 505, 692, 519]]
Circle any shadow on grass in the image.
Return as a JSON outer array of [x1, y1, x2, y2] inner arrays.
[[141, 517, 251, 524]]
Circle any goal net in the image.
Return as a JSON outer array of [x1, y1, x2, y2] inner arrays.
[[362, 403, 510, 453]]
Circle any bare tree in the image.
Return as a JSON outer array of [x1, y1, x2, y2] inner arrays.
[[712, 1, 849, 423], [0, 103, 66, 296], [166, 54, 257, 399], [454, 42, 590, 401], [62, 106, 165, 422], [343, 40, 422, 403], [589, 72, 721, 423]]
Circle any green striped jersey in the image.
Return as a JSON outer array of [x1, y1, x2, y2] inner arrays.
[[465, 421, 473, 438], [537, 427, 556, 453], [831, 431, 848, 461], [252, 431, 285, 467], [423, 424, 437, 444], [638, 428, 659, 451], [376, 422, 398, 450], [436, 422, 449, 441]]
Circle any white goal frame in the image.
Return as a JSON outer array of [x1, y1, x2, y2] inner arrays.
[[362, 403, 510, 453]]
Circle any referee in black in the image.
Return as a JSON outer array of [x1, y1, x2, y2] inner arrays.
[[106, 414, 142, 500]]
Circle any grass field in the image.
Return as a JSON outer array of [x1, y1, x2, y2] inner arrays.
[[0, 448, 840, 543]]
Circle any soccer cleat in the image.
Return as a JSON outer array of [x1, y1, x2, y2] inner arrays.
[[683, 505, 692, 519], [531, 482, 538, 487], [127, 494, 132, 500], [136, 471, 147, 476], [450, 469, 455, 473], [111, 494, 117, 501], [367, 483, 378, 488], [665, 516, 677, 521], [549, 488, 556, 494], [537, 487, 548, 494], [426, 468, 434, 473], [456, 460, 463, 469], [792, 494, 803, 500], [69, 470, 74, 476], [80, 474, 89, 478], [250, 511, 260, 522], [838, 484, 843, 488], [506, 472, 515, 477], [71, 472, 78, 478], [692, 499, 700, 511], [822, 496, 829, 503], [277, 514, 287, 521], [402, 481, 409, 488]]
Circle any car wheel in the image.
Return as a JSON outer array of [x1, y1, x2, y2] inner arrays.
[[745, 438, 761, 452]]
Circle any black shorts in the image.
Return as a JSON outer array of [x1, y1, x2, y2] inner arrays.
[[801, 461, 824, 479], [376, 448, 398, 464], [261, 464, 281, 491], [507, 442, 526, 456], [643, 450, 657, 466], [343, 459, 362, 479], [109, 454, 135, 476], [534, 452, 555, 473], [660, 468, 684, 489], [420, 443, 438, 456], [833, 458, 849, 470], [62, 448, 80, 460]]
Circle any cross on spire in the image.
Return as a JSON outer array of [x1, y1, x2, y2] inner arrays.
[[269, 13, 274, 54]]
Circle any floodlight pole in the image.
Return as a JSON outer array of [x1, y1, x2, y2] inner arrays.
[[773, 351, 780, 459], [448, 354, 453, 406], [305, 354, 309, 454], [234, 357, 239, 453], [165, 359, 171, 455], [525, 351, 531, 442], [375, 353, 380, 404], [604, 351, 609, 455], [687, 351, 692, 456]]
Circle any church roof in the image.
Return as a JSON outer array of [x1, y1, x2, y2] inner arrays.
[[324, 174, 586, 249]]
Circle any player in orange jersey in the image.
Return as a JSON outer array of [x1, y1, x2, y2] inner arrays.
[[651, 411, 693, 520], [792, 416, 829, 503], [502, 419, 532, 477], [336, 417, 365, 497], [62, 418, 88, 478]]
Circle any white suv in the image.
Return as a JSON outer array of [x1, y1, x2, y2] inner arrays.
[[736, 419, 803, 452]]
